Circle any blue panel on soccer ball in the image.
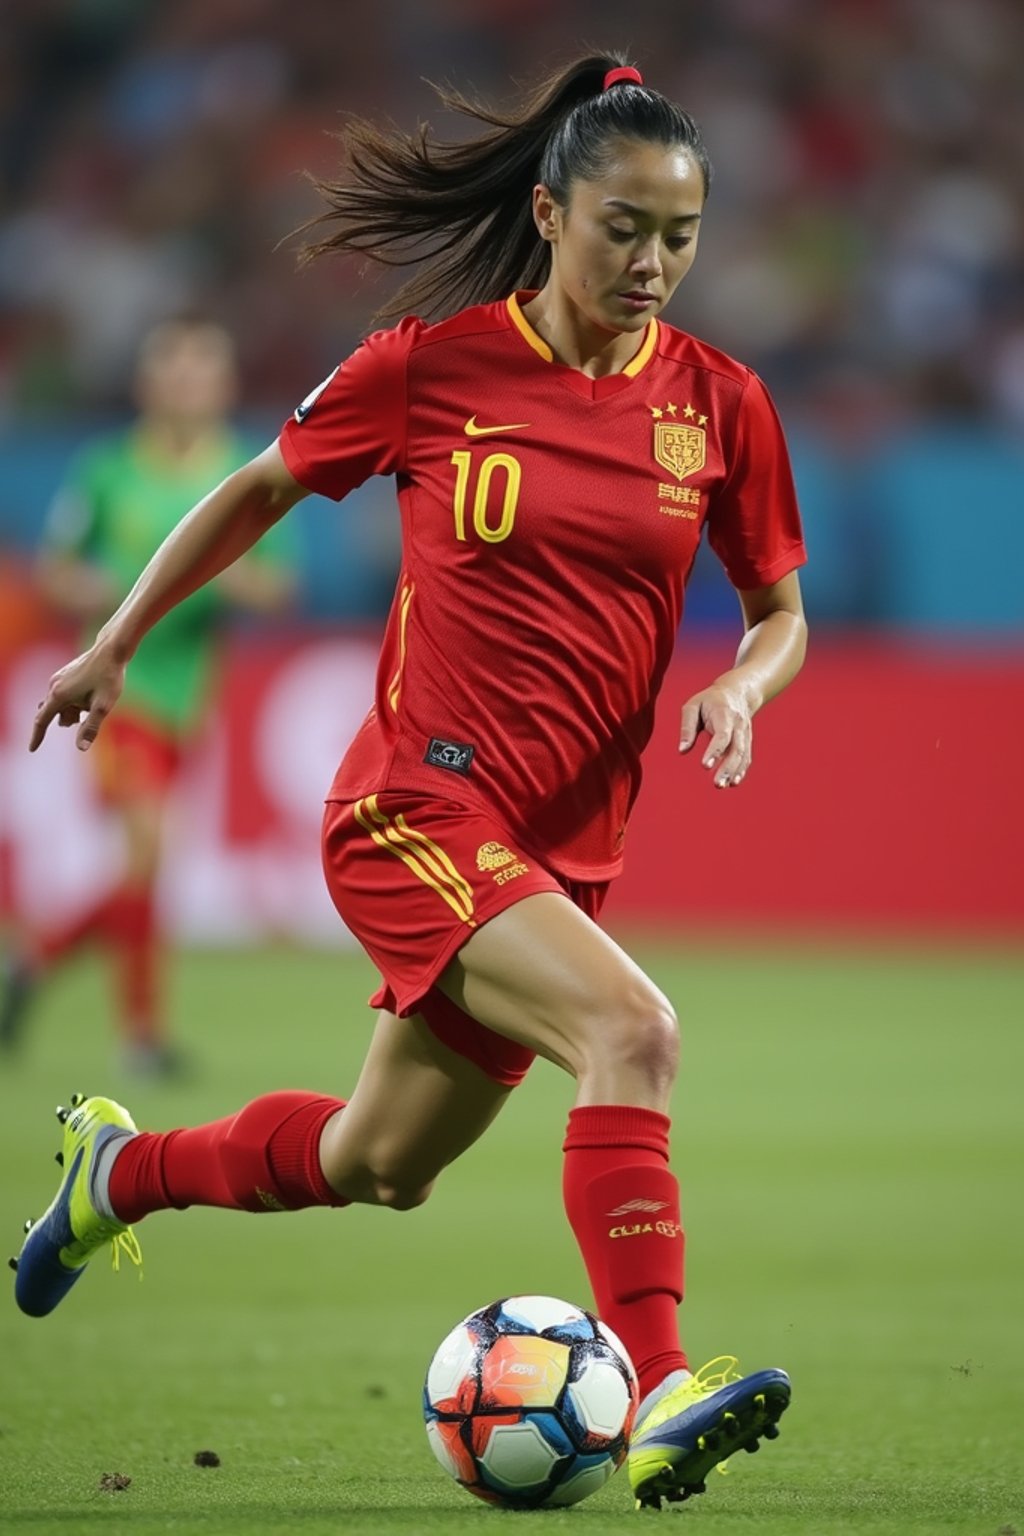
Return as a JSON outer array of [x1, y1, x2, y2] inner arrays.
[[559, 1384, 589, 1446], [525, 1410, 576, 1458], [570, 1451, 614, 1475], [546, 1317, 595, 1342]]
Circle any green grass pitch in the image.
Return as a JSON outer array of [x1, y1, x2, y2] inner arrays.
[[0, 938, 1021, 1534]]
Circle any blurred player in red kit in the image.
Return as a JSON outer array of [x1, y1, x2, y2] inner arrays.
[[13, 55, 807, 1508], [0, 317, 296, 1075]]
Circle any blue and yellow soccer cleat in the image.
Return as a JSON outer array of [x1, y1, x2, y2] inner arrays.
[[629, 1355, 791, 1509], [10, 1093, 141, 1318]]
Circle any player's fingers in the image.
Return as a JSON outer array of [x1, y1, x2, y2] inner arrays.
[[29, 698, 59, 753], [701, 719, 734, 770], [679, 699, 703, 752], [715, 724, 752, 788], [58, 705, 82, 728], [75, 700, 110, 752], [727, 752, 752, 787]]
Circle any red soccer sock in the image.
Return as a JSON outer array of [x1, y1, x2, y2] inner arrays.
[[109, 1091, 351, 1221], [104, 886, 161, 1045], [563, 1104, 688, 1403], [36, 891, 115, 967]]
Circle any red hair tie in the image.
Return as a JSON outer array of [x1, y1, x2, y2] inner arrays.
[[603, 66, 644, 90]]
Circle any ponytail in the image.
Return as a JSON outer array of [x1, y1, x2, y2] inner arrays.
[[297, 52, 711, 323]]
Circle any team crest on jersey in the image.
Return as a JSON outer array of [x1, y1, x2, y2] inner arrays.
[[650, 401, 707, 481], [475, 841, 516, 872]]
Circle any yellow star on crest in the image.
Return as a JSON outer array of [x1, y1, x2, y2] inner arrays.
[[650, 406, 663, 419], [683, 402, 696, 420], [699, 413, 708, 427], [666, 402, 678, 416]]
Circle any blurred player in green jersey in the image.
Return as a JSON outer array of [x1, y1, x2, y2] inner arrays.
[[0, 317, 297, 1074]]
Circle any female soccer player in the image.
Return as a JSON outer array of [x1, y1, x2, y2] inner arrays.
[[0, 317, 295, 1074], [12, 55, 807, 1509]]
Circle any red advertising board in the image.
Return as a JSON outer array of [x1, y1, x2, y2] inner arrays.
[[2, 633, 1021, 941]]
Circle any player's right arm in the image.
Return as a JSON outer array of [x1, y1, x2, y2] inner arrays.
[[30, 443, 306, 754]]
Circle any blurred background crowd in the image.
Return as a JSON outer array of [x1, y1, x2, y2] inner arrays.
[[1, 0, 1022, 634], [0, 0, 1020, 1074]]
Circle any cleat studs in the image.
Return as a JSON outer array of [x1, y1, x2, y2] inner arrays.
[[69, 1092, 85, 1108], [56, 1105, 69, 1124], [696, 1434, 706, 1451], [764, 1424, 781, 1440], [23, 1218, 33, 1233], [55, 1151, 64, 1167], [8, 1256, 18, 1270], [743, 1439, 761, 1453]]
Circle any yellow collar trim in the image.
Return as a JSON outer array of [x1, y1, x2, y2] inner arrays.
[[622, 318, 660, 376], [507, 292, 553, 361], [506, 293, 659, 377]]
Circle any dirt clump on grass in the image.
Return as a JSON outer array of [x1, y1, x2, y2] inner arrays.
[[98, 1472, 131, 1492]]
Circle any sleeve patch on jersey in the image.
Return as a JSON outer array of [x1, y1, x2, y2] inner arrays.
[[293, 366, 340, 422], [424, 737, 476, 776]]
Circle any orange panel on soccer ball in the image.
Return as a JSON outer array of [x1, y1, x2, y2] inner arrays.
[[478, 1336, 571, 1409], [429, 1418, 477, 1484]]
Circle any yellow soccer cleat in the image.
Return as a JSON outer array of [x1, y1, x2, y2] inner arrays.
[[10, 1094, 141, 1317], [629, 1355, 791, 1509]]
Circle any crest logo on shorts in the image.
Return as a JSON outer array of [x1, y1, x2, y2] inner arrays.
[[650, 400, 707, 481], [476, 841, 516, 872]]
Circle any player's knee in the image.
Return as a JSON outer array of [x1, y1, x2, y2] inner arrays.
[[595, 990, 680, 1094]]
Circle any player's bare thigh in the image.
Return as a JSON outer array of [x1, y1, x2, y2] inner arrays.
[[437, 892, 678, 1111], [319, 1009, 513, 1207], [116, 793, 166, 886]]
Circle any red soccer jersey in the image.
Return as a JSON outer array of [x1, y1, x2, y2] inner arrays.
[[278, 293, 806, 879]]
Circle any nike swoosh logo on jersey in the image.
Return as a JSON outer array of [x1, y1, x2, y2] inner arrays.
[[294, 365, 339, 423], [464, 416, 531, 437]]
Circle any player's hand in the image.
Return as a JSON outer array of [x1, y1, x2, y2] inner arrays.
[[29, 644, 125, 753], [679, 683, 753, 788]]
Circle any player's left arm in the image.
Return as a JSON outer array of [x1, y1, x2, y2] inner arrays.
[[678, 570, 807, 788]]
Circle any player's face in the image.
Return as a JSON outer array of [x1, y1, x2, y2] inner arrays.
[[135, 323, 238, 425], [541, 139, 704, 334]]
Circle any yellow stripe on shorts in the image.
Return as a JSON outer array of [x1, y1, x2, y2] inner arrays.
[[353, 795, 477, 928]]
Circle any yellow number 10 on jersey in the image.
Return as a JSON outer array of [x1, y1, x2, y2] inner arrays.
[[450, 451, 522, 544]]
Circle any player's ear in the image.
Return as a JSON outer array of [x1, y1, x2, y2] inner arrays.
[[532, 184, 560, 244]]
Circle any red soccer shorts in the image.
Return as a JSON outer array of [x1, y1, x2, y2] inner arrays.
[[321, 792, 609, 1088], [92, 711, 184, 806]]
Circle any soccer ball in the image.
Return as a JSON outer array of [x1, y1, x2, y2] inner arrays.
[[423, 1294, 638, 1509]]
